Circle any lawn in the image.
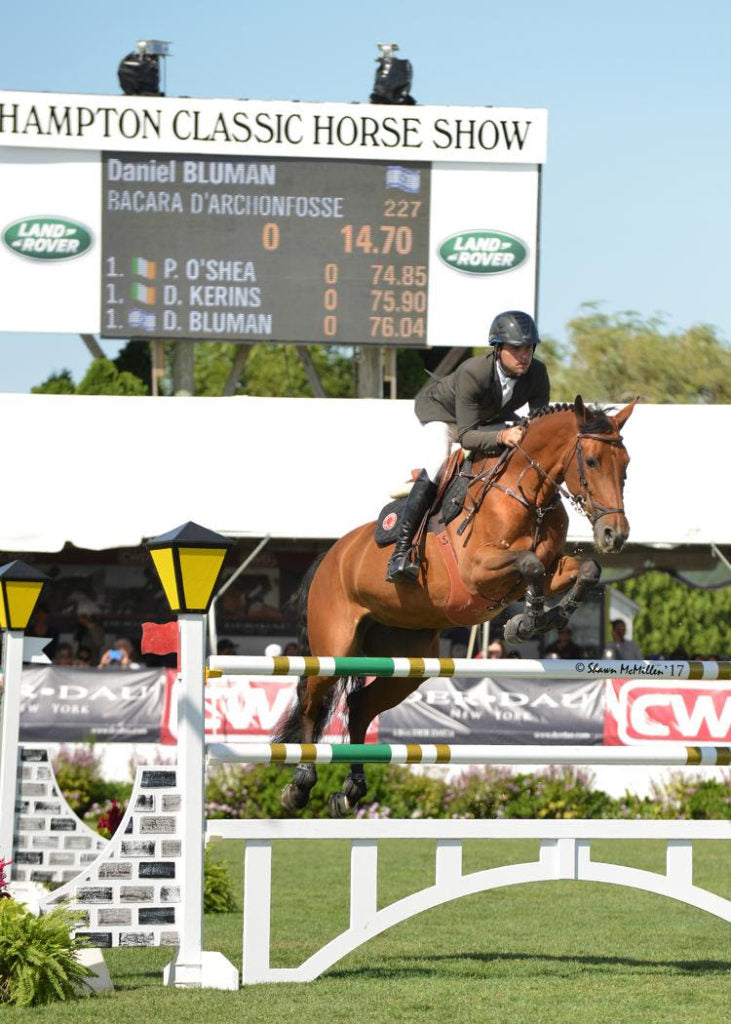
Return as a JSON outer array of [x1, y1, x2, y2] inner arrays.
[[3, 837, 729, 1024]]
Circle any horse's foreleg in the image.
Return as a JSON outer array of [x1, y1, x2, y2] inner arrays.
[[503, 551, 549, 646], [545, 556, 601, 630]]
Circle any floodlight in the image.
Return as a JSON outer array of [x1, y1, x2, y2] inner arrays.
[[370, 43, 415, 105], [118, 39, 171, 96]]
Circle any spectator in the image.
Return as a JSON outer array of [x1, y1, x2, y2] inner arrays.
[[603, 619, 643, 660], [73, 602, 105, 663], [26, 603, 59, 661], [74, 645, 93, 667], [478, 638, 507, 659], [217, 638, 237, 655], [264, 643, 283, 657], [53, 642, 74, 666], [99, 637, 140, 669], [545, 626, 584, 659], [283, 641, 298, 656]]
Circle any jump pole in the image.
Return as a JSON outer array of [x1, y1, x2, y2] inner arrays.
[[207, 656, 731, 681], [208, 742, 731, 767]]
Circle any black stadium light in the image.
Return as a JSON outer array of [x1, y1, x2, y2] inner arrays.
[[118, 39, 171, 96], [369, 43, 416, 105]]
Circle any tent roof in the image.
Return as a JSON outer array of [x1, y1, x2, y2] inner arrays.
[[0, 394, 728, 556]]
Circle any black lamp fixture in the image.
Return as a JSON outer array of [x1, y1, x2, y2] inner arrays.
[[370, 43, 415, 105], [118, 39, 171, 96]]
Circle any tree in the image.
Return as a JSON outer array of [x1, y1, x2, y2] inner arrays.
[[616, 572, 731, 657], [542, 305, 731, 404]]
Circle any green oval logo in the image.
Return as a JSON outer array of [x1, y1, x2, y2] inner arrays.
[[2, 216, 93, 261], [438, 229, 527, 275]]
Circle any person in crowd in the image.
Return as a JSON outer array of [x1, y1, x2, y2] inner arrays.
[[74, 645, 94, 667], [53, 642, 74, 666], [264, 643, 283, 657], [545, 626, 584, 659], [217, 637, 238, 655], [386, 310, 550, 584], [603, 619, 643, 660], [475, 638, 508, 659], [73, 602, 106, 663], [282, 641, 298, 656], [98, 637, 140, 669], [26, 603, 60, 661]]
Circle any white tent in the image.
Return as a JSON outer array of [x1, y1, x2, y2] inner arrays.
[[1, 394, 729, 566]]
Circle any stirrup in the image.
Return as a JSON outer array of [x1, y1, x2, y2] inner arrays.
[[386, 549, 420, 584]]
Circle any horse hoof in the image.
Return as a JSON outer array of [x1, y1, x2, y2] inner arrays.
[[281, 783, 309, 812], [327, 792, 352, 818], [504, 617, 524, 647]]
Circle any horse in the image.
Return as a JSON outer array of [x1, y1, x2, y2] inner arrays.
[[276, 395, 637, 816]]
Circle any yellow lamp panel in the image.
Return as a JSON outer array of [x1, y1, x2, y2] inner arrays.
[[179, 548, 226, 610], [5, 581, 44, 630], [149, 548, 181, 610]]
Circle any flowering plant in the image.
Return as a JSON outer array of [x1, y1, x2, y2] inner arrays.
[[0, 858, 11, 898]]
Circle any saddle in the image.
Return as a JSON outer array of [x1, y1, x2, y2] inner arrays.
[[374, 448, 471, 548]]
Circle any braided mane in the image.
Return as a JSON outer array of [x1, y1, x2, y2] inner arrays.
[[523, 401, 615, 435]]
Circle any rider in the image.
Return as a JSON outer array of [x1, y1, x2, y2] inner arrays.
[[386, 310, 551, 584]]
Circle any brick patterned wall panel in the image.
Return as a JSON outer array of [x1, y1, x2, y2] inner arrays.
[[11, 746, 108, 883], [41, 765, 183, 948]]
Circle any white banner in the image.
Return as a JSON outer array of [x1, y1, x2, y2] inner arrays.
[[0, 92, 547, 164]]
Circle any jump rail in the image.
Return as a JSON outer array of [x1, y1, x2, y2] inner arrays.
[[207, 655, 731, 681], [207, 742, 731, 766]]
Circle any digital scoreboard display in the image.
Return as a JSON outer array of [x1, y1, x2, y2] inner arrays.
[[101, 153, 431, 346]]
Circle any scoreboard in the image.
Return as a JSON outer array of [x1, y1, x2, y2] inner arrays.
[[101, 154, 432, 346], [0, 92, 547, 347]]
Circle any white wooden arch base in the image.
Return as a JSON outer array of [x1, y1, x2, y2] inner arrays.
[[206, 818, 731, 985]]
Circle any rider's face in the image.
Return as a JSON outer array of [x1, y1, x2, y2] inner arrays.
[[497, 343, 534, 377]]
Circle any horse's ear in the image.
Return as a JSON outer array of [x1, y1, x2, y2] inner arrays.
[[574, 395, 587, 424], [613, 395, 639, 431]]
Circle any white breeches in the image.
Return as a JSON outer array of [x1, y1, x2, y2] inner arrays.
[[421, 421, 458, 482]]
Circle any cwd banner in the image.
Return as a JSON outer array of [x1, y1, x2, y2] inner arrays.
[[604, 678, 731, 745]]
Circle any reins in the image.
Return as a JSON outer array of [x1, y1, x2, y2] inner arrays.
[[456, 421, 626, 545]]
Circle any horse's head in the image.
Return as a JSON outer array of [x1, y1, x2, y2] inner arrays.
[[563, 395, 637, 554]]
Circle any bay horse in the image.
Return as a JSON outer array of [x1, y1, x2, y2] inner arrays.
[[276, 396, 637, 816]]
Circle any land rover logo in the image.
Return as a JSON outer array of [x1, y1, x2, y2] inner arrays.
[[2, 216, 93, 261], [438, 230, 527, 275]]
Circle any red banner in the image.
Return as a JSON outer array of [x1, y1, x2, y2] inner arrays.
[[604, 678, 731, 745]]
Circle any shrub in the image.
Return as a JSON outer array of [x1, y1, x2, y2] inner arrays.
[[0, 857, 10, 897], [0, 901, 92, 1007], [203, 848, 237, 913], [53, 744, 131, 818]]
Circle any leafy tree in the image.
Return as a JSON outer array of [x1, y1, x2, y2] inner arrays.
[[31, 369, 75, 395], [616, 572, 731, 657], [544, 305, 731, 404], [193, 342, 355, 397], [76, 357, 148, 395]]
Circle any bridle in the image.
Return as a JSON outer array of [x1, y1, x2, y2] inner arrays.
[[456, 427, 626, 543]]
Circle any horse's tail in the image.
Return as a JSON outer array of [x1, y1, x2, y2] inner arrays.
[[274, 552, 365, 743]]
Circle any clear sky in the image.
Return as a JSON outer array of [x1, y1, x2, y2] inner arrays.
[[1, 0, 729, 392]]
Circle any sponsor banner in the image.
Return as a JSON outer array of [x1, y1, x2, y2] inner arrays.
[[0, 92, 547, 163], [18, 665, 165, 742], [378, 675, 606, 744], [604, 678, 731, 745], [160, 673, 379, 744]]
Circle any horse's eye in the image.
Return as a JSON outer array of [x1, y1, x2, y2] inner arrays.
[[586, 456, 599, 469]]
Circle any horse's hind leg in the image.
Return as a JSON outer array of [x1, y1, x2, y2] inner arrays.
[[280, 675, 335, 811]]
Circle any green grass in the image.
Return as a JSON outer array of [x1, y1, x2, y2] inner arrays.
[[2, 838, 729, 1024]]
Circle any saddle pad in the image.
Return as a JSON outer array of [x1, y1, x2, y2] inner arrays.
[[374, 499, 404, 547]]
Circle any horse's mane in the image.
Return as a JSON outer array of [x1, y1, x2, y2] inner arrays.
[[523, 401, 616, 435]]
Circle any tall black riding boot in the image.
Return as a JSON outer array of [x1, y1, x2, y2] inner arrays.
[[385, 470, 437, 584]]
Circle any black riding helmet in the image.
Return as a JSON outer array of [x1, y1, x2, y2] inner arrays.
[[488, 310, 540, 347]]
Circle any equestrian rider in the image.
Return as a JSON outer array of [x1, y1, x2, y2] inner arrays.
[[386, 310, 551, 584]]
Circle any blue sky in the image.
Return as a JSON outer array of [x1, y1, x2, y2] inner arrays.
[[2, 0, 730, 391]]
